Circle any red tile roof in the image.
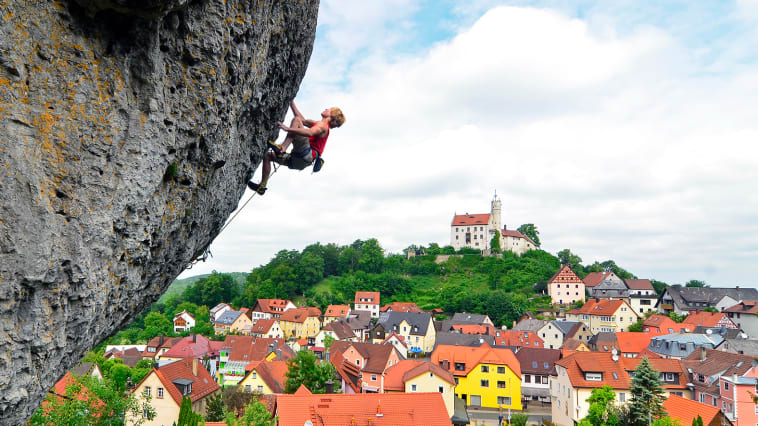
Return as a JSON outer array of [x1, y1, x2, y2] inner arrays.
[[324, 305, 350, 317], [142, 336, 182, 358], [223, 336, 291, 362], [625, 279, 654, 290], [616, 332, 660, 354], [243, 360, 289, 393], [254, 299, 293, 314], [47, 373, 105, 413], [137, 359, 219, 406], [451, 213, 490, 226], [250, 319, 278, 335], [582, 272, 611, 288], [662, 394, 724, 426], [344, 342, 398, 374], [567, 298, 626, 316], [452, 324, 496, 336], [556, 352, 688, 390], [494, 330, 544, 348], [501, 227, 536, 245], [276, 392, 453, 425], [432, 343, 521, 377], [354, 291, 380, 305], [723, 300, 758, 314], [279, 307, 319, 323], [548, 265, 584, 285], [160, 334, 215, 360], [683, 311, 738, 328], [383, 360, 455, 392], [380, 302, 423, 313]]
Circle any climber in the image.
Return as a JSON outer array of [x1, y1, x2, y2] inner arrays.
[[247, 101, 345, 195]]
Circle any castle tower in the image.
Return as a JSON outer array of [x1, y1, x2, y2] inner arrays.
[[490, 191, 502, 234]]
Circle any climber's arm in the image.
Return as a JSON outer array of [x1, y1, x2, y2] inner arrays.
[[278, 120, 326, 137]]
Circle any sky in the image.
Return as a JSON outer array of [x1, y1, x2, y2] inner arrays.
[[180, 0, 758, 287]]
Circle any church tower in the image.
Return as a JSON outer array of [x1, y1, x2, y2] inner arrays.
[[490, 191, 502, 235]]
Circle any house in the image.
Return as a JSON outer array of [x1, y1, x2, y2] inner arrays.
[[314, 320, 358, 347], [588, 331, 618, 353], [448, 312, 494, 327], [561, 338, 590, 356], [615, 331, 660, 358], [237, 360, 289, 394], [345, 310, 373, 341], [278, 307, 322, 338], [276, 391, 454, 426], [662, 394, 734, 426], [724, 300, 758, 338], [323, 304, 351, 324], [354, 291, 381, 318], [103, 347, 143, 367], [512, 317, 549, 334], [341, 342, 402, 392], [381, 331, 409, 359], [590, 273, 629, 299], [537, 320, 593, 350], [551, 351, 690, 425], [547, 265, 586, 305], [515, 348, 560, 404], [657, 286, 758, 315], [209, 303, 232, 322], [70, 362, 104, 380], [217, 336, 293, 387], [213, 309, 253, 334], [452, 323, 497, 336], [566, 298, 641, 333], [647, 333, 724, 359], [380, 302, 423, 313], [330, 351, 362, 394], [625, 279, 658, 315], [158, 334, 220, 362], [717, 338, 758, 357], [582, 271, 613, 290], [248, 319, 284, 339], [142, 336, 182, 360], [683, 349, 758, 425], [450, 193, 535, 255], [373, 311, 436, 354], [250, 298, 296, 320], [43, 373, 105, 417], [432, 343, 522, 410], [493, 330, 544, 348], [643, 314, 691, 334], [683, 311, 739, 330], [435, 332, 496, 349], [173, 310, 196, 333], [383, 360, 457, 417], [129, 358, 220, 426]]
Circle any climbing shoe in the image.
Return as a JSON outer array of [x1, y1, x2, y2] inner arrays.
[[267, 141, 284, 158], [247, 181, 267, 195]]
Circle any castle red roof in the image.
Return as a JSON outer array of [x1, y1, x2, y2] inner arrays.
[[451, 213, 490, 226]]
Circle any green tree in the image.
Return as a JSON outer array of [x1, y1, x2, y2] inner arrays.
[[628, 357, 667, 426], [140, 312, 174, 342], [296, 251, 325, 291], [323, 334, 335, 352], [285, 350, 338, 394], [337, 246, 359, 274], [557, 249, 582, 270], [357, 239, 384, 274], [205, 392, 224, 422], [652, 417, 682, 426], [177, 396, 203, 426], [691, 415, 704, 426], [650, 279, 668, 295], [628, 317, 645, 332], [584, 385, 620, 426], [685, 279, 707, 288], [668, 312, 687, 323], [510, 413, 529, 426], [224, 399, 277, 426], [517, 223, 540, 247], [490, 230, 502, 253]]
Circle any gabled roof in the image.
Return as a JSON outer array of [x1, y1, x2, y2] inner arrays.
[[142, 336, 182, 357], [223, 336, 291, 362], [662, 394, 730, 426], [279, 307, 319, 323], [434, 331, 495, 348], [174, 310, 196, 321], [215, 310, 243, 325], [253, 299, 294, 314], [662, 286, 758, 309], [276, 392, 453, 426], [243, 360, 289, 393], [512, 318, 548, 333], [249, 319, 278, 335], [616, 332, 659, 354], [378, 312, 433, 336], [450, 312, 491, 325], [383, 360, 456, 391], [161, 334, 215, 359], [344, 342, 397, 374], [451, 213, 489, 226], [582, 272, 612, 288], [515, 348, 560, 374], [210, 303, 230, 314], [324, 305, 351, 317], [453, 324, 496, 336], [47, 373, 105, 414], [568, 299, 628, 316], [354, 291, 380, 305], [135, 359, 219, 405], [330, 351, 361, 393], [683, 311, 738, 328], [547, 265, 584, 285], [562, 338, 589, 352], [494, 330, 543, 348], [322, 320, 357, 340], [431, 343, 521, 377], [104, 347, 143, 367], [683, 349, 756, 378], [345, 310, 372, 330], [552, 321, 585, 336], [380, 302, 423, 313], [382, 331, 408, 348], [500, 227, 537, 245], [643, 314, 686, 333], [723, 300, 758, 314], [625, 279, 654, 291], [556, 352, 688, 390]]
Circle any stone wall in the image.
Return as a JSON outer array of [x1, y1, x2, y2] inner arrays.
[[0, 0, 319, 422]]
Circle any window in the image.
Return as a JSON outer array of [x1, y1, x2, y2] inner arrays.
[[157, 387, 164, 398], [245, 385, 251, 392], [497, 396, 512, 406], [411, 384, 417, 392], [724, 381, 729, 390], [142, 407, 151, 419], [481, 379, 489, 387], [619, 393, 626, 402], [438, 386, 444, 393], [699, 393, 705, 403], [252, 372, 257, 379], [532, 361, 538, 368], [585, 372, 602, 381], [543, 362, 549, 369], [481, 366, 489, 373], [454, 377, 459, 385], [497, 380, 507, 388], [257, 386, 263, 392], [497, 366, 505, 374], [371, 375, 377, 381], [143, 386, 151, 397], [542, 376, 549, 384], [723, 401, 727, 410], [455, 363, 466, 371], [525, 375, 531, 383]]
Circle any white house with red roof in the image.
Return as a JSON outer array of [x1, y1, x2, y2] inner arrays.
[[548, 265, 586, 305], [354, 291, 381, 318], [173, 310, 195, 333], [251, 298, 296, 320], [450, 192, 535, 254]]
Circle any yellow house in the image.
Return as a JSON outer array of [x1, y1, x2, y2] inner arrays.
[[278, 307, 321, 338], [566, 298, 640, 333], [129, 359, 220, 426], [214, 310, 253, 334], [237, 360, 289, 394], [372, 312, 436, 354], [432, 343, 522, 410], [384, 360, 457, 417]]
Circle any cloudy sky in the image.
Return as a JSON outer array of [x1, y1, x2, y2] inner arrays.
[[181, 0, 758, 287]]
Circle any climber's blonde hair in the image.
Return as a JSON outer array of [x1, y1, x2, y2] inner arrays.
[[330, 107, 345, 128]]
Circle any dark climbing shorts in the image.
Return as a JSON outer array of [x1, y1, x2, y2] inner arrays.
[[276, 136, 313, 170]]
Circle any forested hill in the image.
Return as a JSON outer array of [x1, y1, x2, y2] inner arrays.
[[149, 240, 652, 332]]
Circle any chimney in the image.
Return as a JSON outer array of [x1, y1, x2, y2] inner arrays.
[[158, 335, 164, 346], [192, 358, 198, 376], [736, 286, 740, 291], [376, 400, 383, 417], [192, 333, 197, 343], [325, 380, 334, 394], [700, 347, 706, 361]]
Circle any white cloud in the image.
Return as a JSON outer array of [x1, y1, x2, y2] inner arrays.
[[182, 5, 758, 287]]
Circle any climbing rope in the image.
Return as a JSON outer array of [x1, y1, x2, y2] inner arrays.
[[186, 161, 281, 268]]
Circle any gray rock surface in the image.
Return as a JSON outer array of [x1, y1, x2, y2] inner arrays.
[[0, 0, 319, 423]]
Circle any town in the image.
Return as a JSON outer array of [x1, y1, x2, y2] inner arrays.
[[37, 196, 758, 426]]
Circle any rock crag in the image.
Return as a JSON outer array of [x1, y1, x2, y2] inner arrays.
[[0, 0, 319, 422]]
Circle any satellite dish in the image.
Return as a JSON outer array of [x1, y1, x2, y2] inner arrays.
[[305, 421, 313, 426]]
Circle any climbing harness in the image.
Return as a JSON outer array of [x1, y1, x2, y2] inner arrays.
[[186, 161, 281, 268]]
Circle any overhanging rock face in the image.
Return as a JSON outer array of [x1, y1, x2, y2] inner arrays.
[[0, 0, 319, 422]]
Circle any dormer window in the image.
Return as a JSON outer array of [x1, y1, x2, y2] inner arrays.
[[172, 379, 194, 397], [585, 372, 602, 381]]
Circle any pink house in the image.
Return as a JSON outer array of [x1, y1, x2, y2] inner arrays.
[[687, 349, 755, 426], [341, 342, 401, 392], [719, 365, 758, 426]]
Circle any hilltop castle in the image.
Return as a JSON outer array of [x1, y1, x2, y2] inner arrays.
[[450, 193, 536, 255]]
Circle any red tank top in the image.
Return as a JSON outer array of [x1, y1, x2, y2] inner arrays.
[[308, 124, 330, 156]]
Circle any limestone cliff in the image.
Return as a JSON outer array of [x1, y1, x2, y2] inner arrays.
[[0, 0, 319, 422]]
